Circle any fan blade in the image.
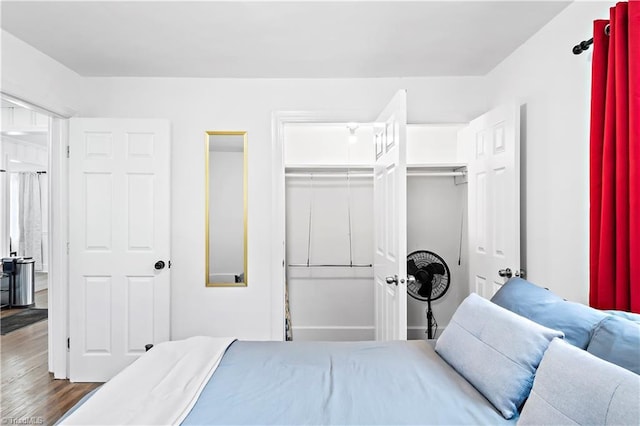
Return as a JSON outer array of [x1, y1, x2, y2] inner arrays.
[[426, 262, 446, 276], [417, 272, 433, 297], [407, 258, 419, 276]]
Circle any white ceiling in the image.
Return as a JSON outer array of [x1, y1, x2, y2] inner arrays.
[[1, 1, 571, 78]]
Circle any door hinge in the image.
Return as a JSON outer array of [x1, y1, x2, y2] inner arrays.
[[66, 242, 70, 254], [67, 338, 70, 349], [66, 146, 70, 158]]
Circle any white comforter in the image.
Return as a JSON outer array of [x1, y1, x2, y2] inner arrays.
[[60, 336, 235, 425]]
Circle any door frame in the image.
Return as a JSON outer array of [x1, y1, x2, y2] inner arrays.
[[271, 110, 371, 340], [1, 91, 71, 379]]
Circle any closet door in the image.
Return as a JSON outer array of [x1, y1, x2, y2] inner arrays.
[[373, 90, 407, 340], [466, 104, 521, 299]]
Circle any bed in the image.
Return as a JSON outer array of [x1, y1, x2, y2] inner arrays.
[[59, 339, 514, 425], [59, 279, 640, 426], [183, 340, 513, 425]]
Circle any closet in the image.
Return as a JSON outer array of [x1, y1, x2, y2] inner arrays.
[[284, 123, 469, 341]]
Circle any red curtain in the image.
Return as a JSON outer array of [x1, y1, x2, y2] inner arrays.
[[590, 1, 640, 312]]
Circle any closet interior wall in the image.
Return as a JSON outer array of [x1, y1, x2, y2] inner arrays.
[[406, 176, 468, 339], [286, 176, 374, 341], [285, 125, 375, 341]]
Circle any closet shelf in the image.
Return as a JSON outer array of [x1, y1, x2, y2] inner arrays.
[[285, 164, 373, 173], [407, 163, 467, 179], [286, 163, 466, 172], [285, 163, 467, 179], [285, 165, 374, 178], [407, 163, 467, 171]]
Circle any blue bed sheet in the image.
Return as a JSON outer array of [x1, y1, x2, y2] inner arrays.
[[182, 340, 514, 425]]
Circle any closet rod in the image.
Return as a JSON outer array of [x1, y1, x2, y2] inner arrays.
[[288, 263, 373, 268]]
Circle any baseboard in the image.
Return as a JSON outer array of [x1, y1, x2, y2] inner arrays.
[[290, 325, 447, 341], [291, 326, 375, 341], [35, 277, 48, 292], [407, 324, 447, 340]]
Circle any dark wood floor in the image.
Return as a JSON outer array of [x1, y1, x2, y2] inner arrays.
[[1, 290, 101, 425]]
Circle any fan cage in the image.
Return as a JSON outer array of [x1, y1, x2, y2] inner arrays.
[[407, 250, 451, 302]]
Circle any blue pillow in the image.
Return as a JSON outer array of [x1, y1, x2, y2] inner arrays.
[[435, 293, 564, 420], [490, 278, 607, 348], [606, 310, 640, 324], [519, 338, 640, 426], [587, 315, 640, 374]]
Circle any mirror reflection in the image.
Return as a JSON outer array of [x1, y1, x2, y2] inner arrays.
[[206, 131, 247, 287]]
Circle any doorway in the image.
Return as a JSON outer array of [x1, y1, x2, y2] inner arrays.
[[1, 100, 50, 311], [1, 93, 70, 381], [0, 96, 95, 423], [272, 100, 522, 342]]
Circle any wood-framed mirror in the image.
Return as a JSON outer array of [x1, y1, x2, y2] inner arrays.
[[205, 131, 247, 287]]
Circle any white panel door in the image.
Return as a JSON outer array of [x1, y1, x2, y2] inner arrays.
[[466, 104, 520, 299], [69, 119, 171, 382], [373, 90, 407, 340]]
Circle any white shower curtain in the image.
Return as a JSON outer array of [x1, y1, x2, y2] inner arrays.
[[18, 172, 43, 270]]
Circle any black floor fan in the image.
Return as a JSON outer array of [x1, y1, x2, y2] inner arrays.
[[407, 250, 451, 339]]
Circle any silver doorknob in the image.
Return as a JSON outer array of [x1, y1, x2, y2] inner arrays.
[[498, 268, 513, 278], [386, 275, 398, 286]]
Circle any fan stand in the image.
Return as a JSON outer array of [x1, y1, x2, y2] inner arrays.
[[407, 250, 450, 341], [426, 298, 435, 339]]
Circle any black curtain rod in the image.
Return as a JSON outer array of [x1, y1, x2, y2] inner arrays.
[[573, 24, 610, 55]]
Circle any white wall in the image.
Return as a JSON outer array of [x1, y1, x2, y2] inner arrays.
[[285, 125, 374, 166], [85, 77, 488, 340], [485, 1, 614, 303], [407, 125, 464, 165]]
